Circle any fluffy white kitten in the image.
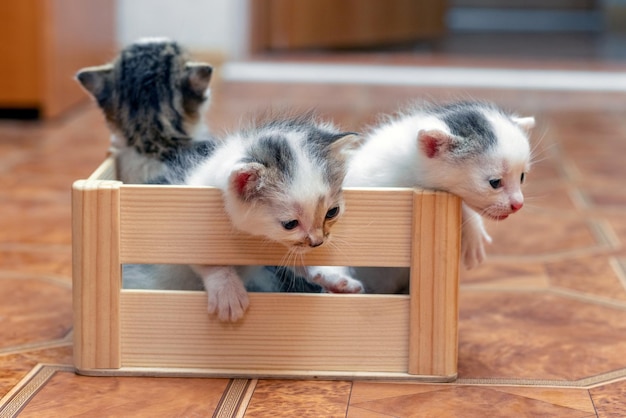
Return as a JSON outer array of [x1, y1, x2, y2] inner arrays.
[[341, 101, 535, 293]]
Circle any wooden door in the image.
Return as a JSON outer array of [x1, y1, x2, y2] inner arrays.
[[250, 0, 447, 52]]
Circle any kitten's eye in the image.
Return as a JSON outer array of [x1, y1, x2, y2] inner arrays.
[[489, 179, 502, 189], [325, 206, 340, 220], [281, 220, 299, 230], [520, 173, 526, 184]]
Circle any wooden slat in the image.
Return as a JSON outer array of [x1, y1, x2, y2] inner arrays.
[[72, 179, 122, 369], [408, 190, 461, 376], [119, 186, 415, 267], [87, 156, 116, 181], [120, 291, 409, 373]]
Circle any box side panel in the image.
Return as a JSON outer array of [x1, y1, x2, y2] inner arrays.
[[119, 187, 414, 267], [119, 291, 409, 373], [72, 179, 122, 369], [408, 190, 461, 376]]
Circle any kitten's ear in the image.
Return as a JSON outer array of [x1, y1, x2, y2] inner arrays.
[[328, 133, 363, 161], [417, 129, 458, 159], [512, 116, 535, 132], [229, 162, 265, 200], [75, 64, 114, 101], [184, 62, 213, 96]]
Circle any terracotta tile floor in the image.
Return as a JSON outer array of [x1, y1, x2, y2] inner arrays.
[[2, 54, 626, 416]]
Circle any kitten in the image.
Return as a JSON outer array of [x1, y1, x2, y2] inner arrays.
[[182, 114, 363, 321], [75, 37, 214, 184], [338, 101, 535, 293]]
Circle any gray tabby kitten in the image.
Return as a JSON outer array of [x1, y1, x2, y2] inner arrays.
[[75, 37, 214, 183]]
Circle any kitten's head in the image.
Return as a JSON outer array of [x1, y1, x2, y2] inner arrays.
[[418, 102, 535, 220], [75, 37, 212, 160], [224, 116, 361, 252]]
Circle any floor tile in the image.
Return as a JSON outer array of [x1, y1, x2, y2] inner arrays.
[[348, 385, 593, 418], [0, 247, 72, 280], [458, 291, 626, 381], [17, 372, 230, 417], [244, 379, 351, 417], [0, 277, 72, 349], [545, 255, 626, 302], [485, 211, 603, 258], [589, 379, 626, 418], [461, 261, 549, 288]]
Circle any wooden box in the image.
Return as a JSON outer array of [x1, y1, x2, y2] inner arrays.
[[72, 157, 461, 381]]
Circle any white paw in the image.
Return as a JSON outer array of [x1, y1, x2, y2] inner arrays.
[[461, 204, 492, 270], [312, 272, 364, 294], [198, 266, 250, 322]]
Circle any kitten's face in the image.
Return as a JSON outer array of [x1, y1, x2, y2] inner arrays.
[[457, 149, 530, 221], [419, 113, 533, 220], [223, 128, 360, 253], [230, 184, 345, 254]]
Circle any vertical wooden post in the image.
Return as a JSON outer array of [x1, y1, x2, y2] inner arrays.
[[72, 179, 122, 370], [408, 190, 461, 377]]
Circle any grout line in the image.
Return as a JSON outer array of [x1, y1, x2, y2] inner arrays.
[[0, 273, 72, 289], [609, 257, 626, 293], [547, 287, 626, 311], [588, 219, 622, 250], [222, 62, 626, 92], [0, 334, 72, 356], [484, 244, 616, 264]]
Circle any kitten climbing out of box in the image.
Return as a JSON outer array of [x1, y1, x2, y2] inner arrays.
[[180, 113, 363, 321], [337, 101, 535, 293], [75, 37, 215, 184]]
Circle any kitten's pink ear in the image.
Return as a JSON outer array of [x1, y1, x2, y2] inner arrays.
[[229, 162, 265, 200], [75, 64, 114, 98], [417, 129, 456, 159], [512, 117, 535, 132], [185, 62, 213, 96]]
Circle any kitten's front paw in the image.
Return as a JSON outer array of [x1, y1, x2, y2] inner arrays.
[[462, 229, 492, 270], [312, 273, 365, 294], [201, 267, 250, 322]]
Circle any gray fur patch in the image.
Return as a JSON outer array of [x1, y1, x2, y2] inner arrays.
[[246, 134, 295, 179], [432, 102, 498, 156]]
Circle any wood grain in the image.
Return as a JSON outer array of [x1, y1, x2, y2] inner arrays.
[[119, 185, 416, 267], [72, 179, 122, 369], [409, 190, 461, 376], [120, 291, 409, 373]]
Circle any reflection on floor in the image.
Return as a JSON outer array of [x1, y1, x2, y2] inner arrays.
[[2, 52, 626, 416]]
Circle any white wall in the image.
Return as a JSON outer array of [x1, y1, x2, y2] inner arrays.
[[116, 0, 249, 57]]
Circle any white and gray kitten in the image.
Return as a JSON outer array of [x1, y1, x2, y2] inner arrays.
[[75, 37, 214, 184], [179, 114, 363, 321], [334, 101, 535, 293]]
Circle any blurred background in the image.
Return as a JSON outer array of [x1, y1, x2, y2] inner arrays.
[[1, 0, 625, 120]]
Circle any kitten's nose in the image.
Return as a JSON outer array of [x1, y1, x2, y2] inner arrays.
[[511, 201, 524, 212], [309, 240, 324, 248], [308, 235, 324, 248]]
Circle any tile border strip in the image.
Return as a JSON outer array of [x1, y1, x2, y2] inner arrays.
[[456, 367, 626, 389], [0, 364, 73, 418], [213, 379, 257, 418]]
